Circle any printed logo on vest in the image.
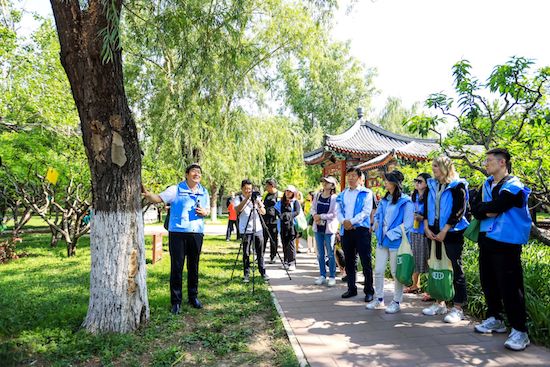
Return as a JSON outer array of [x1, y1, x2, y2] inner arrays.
[[431, 271, 445, 280], [396, 257, 403, 265]]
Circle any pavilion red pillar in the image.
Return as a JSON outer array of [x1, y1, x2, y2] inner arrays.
[[340, 160, 346, 191]]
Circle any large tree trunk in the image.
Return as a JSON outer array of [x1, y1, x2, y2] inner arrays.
[[50, 0, 149, 333]]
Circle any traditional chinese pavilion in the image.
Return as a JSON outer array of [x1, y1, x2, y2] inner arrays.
[[304, 114, 439, 190]]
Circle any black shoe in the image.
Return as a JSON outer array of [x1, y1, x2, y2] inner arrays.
[[341, 289, 358, 299], [364, 294, 374, 302], [342, 275, 348, 282], [188, 298, 203, 309], [171, 304, 181, 315]]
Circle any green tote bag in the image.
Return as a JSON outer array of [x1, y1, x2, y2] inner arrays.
[[395, 225, 415, 287], [426, 240, 455, 301], [464, 218, 480, 242]]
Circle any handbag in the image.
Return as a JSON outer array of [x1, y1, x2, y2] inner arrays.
[[395, 224, 415, 287], [464, 188, 483, 242], [306, 213, 314, 226], [294, 211, 308, 232], [464, 218, 480, 242], [426, 240, 455, 301]]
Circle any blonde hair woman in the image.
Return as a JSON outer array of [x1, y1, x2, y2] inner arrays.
[[422, 156, 470, 324]]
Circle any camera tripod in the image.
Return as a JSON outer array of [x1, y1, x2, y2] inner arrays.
[[230, 196, 291, 293]]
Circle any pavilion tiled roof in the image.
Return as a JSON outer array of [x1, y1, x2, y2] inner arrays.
[[304, 119, 439, 165]]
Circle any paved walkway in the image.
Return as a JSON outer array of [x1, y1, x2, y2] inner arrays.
[[265, 250, 550, 367]]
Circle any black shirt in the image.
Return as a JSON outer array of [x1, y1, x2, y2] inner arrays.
[[263, 192, 279, 224]]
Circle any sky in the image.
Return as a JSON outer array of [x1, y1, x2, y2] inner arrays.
[[331, 0, 550, 115], [20, 0, 550, 117]]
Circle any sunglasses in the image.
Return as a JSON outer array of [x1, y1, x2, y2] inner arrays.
[[414, 179, 425, 184]]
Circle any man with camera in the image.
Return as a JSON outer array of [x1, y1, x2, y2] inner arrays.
[[234, 179, 269, 283], [142, 163, 209, 314]]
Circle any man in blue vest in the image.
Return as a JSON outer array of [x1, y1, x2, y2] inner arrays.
[[336, 167, 374, 301], [142, 163, 210, 314], [472, 148, 532, 351]]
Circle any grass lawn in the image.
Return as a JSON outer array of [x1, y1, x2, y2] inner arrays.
[[2, 214, 230, 230], [0, 233, 298, 367], [2, 216, 50, 230]]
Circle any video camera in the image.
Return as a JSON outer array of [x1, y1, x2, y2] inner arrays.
[[251, 191, 261, 201]]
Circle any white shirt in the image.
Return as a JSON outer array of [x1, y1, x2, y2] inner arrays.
[[336, 187, 373, 225], [233, 195, 263, 234]]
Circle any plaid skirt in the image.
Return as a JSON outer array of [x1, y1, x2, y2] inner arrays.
[[410, 232, 429, 273]]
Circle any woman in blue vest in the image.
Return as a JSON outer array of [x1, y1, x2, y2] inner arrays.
[[422, 156, 469, 323], [471, 148, 532, 351], [274, 185, 301, 271], [366, 170, 414, 314], [405, 173, 431, 294]]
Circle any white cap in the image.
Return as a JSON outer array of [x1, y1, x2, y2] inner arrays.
[[284, 185, 297, 193]]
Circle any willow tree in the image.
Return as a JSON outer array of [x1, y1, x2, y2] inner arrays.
[[49, 0, 148, 333], [122, 0, 324, 217]]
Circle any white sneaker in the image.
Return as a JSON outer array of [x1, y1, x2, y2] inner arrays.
[[314, 276, 326, 285], [474, 317, 507, 334], [327, 278, 336, 287], [366, 299, 385, 310], [288, 264, 296, 271], [504, 328, 530, 351], [385, 301, 401, 314], [443, 307, 464, 323], [422, 303, 448, 316]]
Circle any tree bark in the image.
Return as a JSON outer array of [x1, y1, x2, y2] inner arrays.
[[50, 0, 149, 333], [531, 224, 550, 247]]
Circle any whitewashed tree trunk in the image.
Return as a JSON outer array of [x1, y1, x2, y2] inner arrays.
[[82, 211, 149, 333], [210, 205, 218, 222]]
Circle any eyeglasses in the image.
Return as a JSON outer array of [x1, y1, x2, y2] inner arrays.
[[413, 179, 425, 184], [483, 157, 503, 165]]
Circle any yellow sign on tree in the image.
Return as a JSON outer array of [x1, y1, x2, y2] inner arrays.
[[45, 167, 59, 185]]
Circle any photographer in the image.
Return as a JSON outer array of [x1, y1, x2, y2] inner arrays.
[[234, 179, 268, 283]]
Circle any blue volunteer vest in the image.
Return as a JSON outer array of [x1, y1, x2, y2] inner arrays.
[[426, 178, 469, 232], [374, 194, 414, 249], [480, 176, 531, 245], [168, 181, 209, 233], [336, 187, 372, 235]]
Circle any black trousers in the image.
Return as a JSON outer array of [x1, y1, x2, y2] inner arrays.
[[168, 232, 203, 305], [263, 222, 278, 260], [226, 219, 238, 240], [243, 231, 265, 276], [281, 233, 296, 265], [342, 227, 373, 296], [479, 233, 527, 332]]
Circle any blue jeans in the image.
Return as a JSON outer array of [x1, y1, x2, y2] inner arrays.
[[315, 232, 336, 278]]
